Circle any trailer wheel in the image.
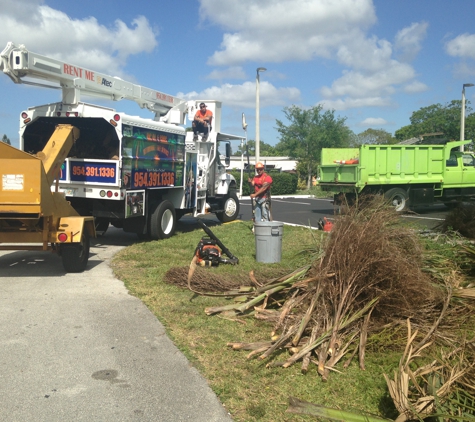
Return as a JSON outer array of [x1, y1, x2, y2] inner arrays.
[[216, 191, 240, 223], [150, 200, 176, 240], [384, 188, 408, 212], [61, 231, 90, 273]]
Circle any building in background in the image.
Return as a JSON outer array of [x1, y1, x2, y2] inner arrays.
[[228, 156, 297, 172]]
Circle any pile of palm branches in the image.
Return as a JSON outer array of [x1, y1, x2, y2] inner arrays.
[[200, 196, 449, 379], [286, 320, 475, 421], [179, 195, 475, 419], [440, 203, 475, 239], [384, 319, 475, 422]]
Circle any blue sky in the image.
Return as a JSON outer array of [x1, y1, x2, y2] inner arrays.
[[1, 0, 475, 148]]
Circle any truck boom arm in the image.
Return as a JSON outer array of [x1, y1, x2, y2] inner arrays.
[[1, 42, 186, 121]]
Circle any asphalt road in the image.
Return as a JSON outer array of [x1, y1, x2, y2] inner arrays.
[[237, 196, 449, 230], [0, 228, 232, 422]]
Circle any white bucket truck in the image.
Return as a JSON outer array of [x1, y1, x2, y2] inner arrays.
[[1, 41, 242, 239]]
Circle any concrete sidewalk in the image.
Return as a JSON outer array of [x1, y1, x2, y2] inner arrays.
[[0, 238, 232, 422]]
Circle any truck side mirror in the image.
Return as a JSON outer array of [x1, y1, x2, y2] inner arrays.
[[225, 143, 231, 166]]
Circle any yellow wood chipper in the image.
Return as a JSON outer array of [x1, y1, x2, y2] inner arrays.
[[0, 124, 95, 272]]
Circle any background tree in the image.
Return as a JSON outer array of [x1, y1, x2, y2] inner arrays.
[[352, 128, 397, 146], [275, 105, 351, 189], [395, 100, 474, 141], [1, 134, 11, 145], [232, 139, 279, 157], [465, 113, 475, 143]]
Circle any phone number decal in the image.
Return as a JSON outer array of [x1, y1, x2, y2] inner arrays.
[[133, 170, 175, 188], [70, 163, 117, 183]]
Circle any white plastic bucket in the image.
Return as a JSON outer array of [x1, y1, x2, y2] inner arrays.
[[254, 221, 284, 263]]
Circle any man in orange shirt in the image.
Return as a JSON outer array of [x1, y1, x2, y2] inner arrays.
[[192, 103, 213, 141], [248, 162, 273, 221]]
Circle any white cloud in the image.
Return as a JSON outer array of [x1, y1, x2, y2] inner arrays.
[[177, 81, 300, 109], [394, 22, 428, 62], [200, 0, 428, 114], [206, 67, 246, 80], [320, 62, 414, 100], [0, 0, 157, 77], [200, 0, 376, 65], [445, 33, 475, 59], [359, 117, 388, 126], [336, 35, 394, 72], [403, 81, 428, 94], [319, 96, 392, 111]]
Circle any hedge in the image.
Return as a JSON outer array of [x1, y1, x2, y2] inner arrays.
[[228, 170, 298, 196]]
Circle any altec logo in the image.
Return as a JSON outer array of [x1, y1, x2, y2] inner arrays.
[[96, 76, 113, 87]]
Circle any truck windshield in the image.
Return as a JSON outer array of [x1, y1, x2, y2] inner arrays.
[[462, 154, 475, 167]]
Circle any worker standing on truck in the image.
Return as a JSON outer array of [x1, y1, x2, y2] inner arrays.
[[192, 103, 213, 141], [249, 162, 273, 222]]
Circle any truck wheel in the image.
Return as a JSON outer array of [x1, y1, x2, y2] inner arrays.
[[61, 232, 90, 273], [95, 217, 109, 234], [384, 188, 408, 212], [216, 191, 240, 223], [443, 201, 459, 209], [150, 200, 176, 240], [111, 219, 124, 229]]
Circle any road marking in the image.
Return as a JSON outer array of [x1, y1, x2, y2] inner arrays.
[[283, 222, 319, 230], [241, 199, 312, 205], [402, 215, 445, 221], [272, 199, 311, 205]]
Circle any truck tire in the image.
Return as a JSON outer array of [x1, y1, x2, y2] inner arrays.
[[216, 191, 240, 223], [384, 188, 408, 212], [61, 231, 90, 273], [95, 217, 109, 234], [111, 219, 124, 229], [150, 200, 176, 240]]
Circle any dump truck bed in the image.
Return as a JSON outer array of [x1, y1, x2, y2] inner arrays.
[[319, 144, 451, 189]]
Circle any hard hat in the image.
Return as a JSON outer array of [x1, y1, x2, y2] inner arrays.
[[255, 162, 264, 169]]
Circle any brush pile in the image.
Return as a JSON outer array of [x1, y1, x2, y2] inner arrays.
[[164, 266, 243, 292], [440, 203, 475, 239], [203, 196, 448, 379]]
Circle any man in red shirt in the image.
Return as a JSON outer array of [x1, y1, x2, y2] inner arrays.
[[192, 103, 213, 140], [248, 162, 273, 221]]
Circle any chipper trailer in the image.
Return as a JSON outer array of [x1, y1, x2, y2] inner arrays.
[[0, 124, 95, 272]]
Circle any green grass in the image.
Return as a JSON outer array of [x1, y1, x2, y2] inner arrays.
[[111, 218, 400, 421]]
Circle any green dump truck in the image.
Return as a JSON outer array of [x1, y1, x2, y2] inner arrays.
[[318, 140, 475, 211]]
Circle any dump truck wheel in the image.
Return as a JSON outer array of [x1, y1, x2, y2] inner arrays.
[[150, 200, 176, 240], [61, 232, 90, 273], [216, 191, 240, 223], [443, 201, 459, 209], [384, 188, 408, 212]]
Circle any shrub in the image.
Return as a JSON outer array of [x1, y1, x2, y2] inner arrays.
[[228, 170, 298, 196]]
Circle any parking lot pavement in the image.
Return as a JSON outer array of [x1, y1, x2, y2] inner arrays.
[[0, 241, 233, 422]]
